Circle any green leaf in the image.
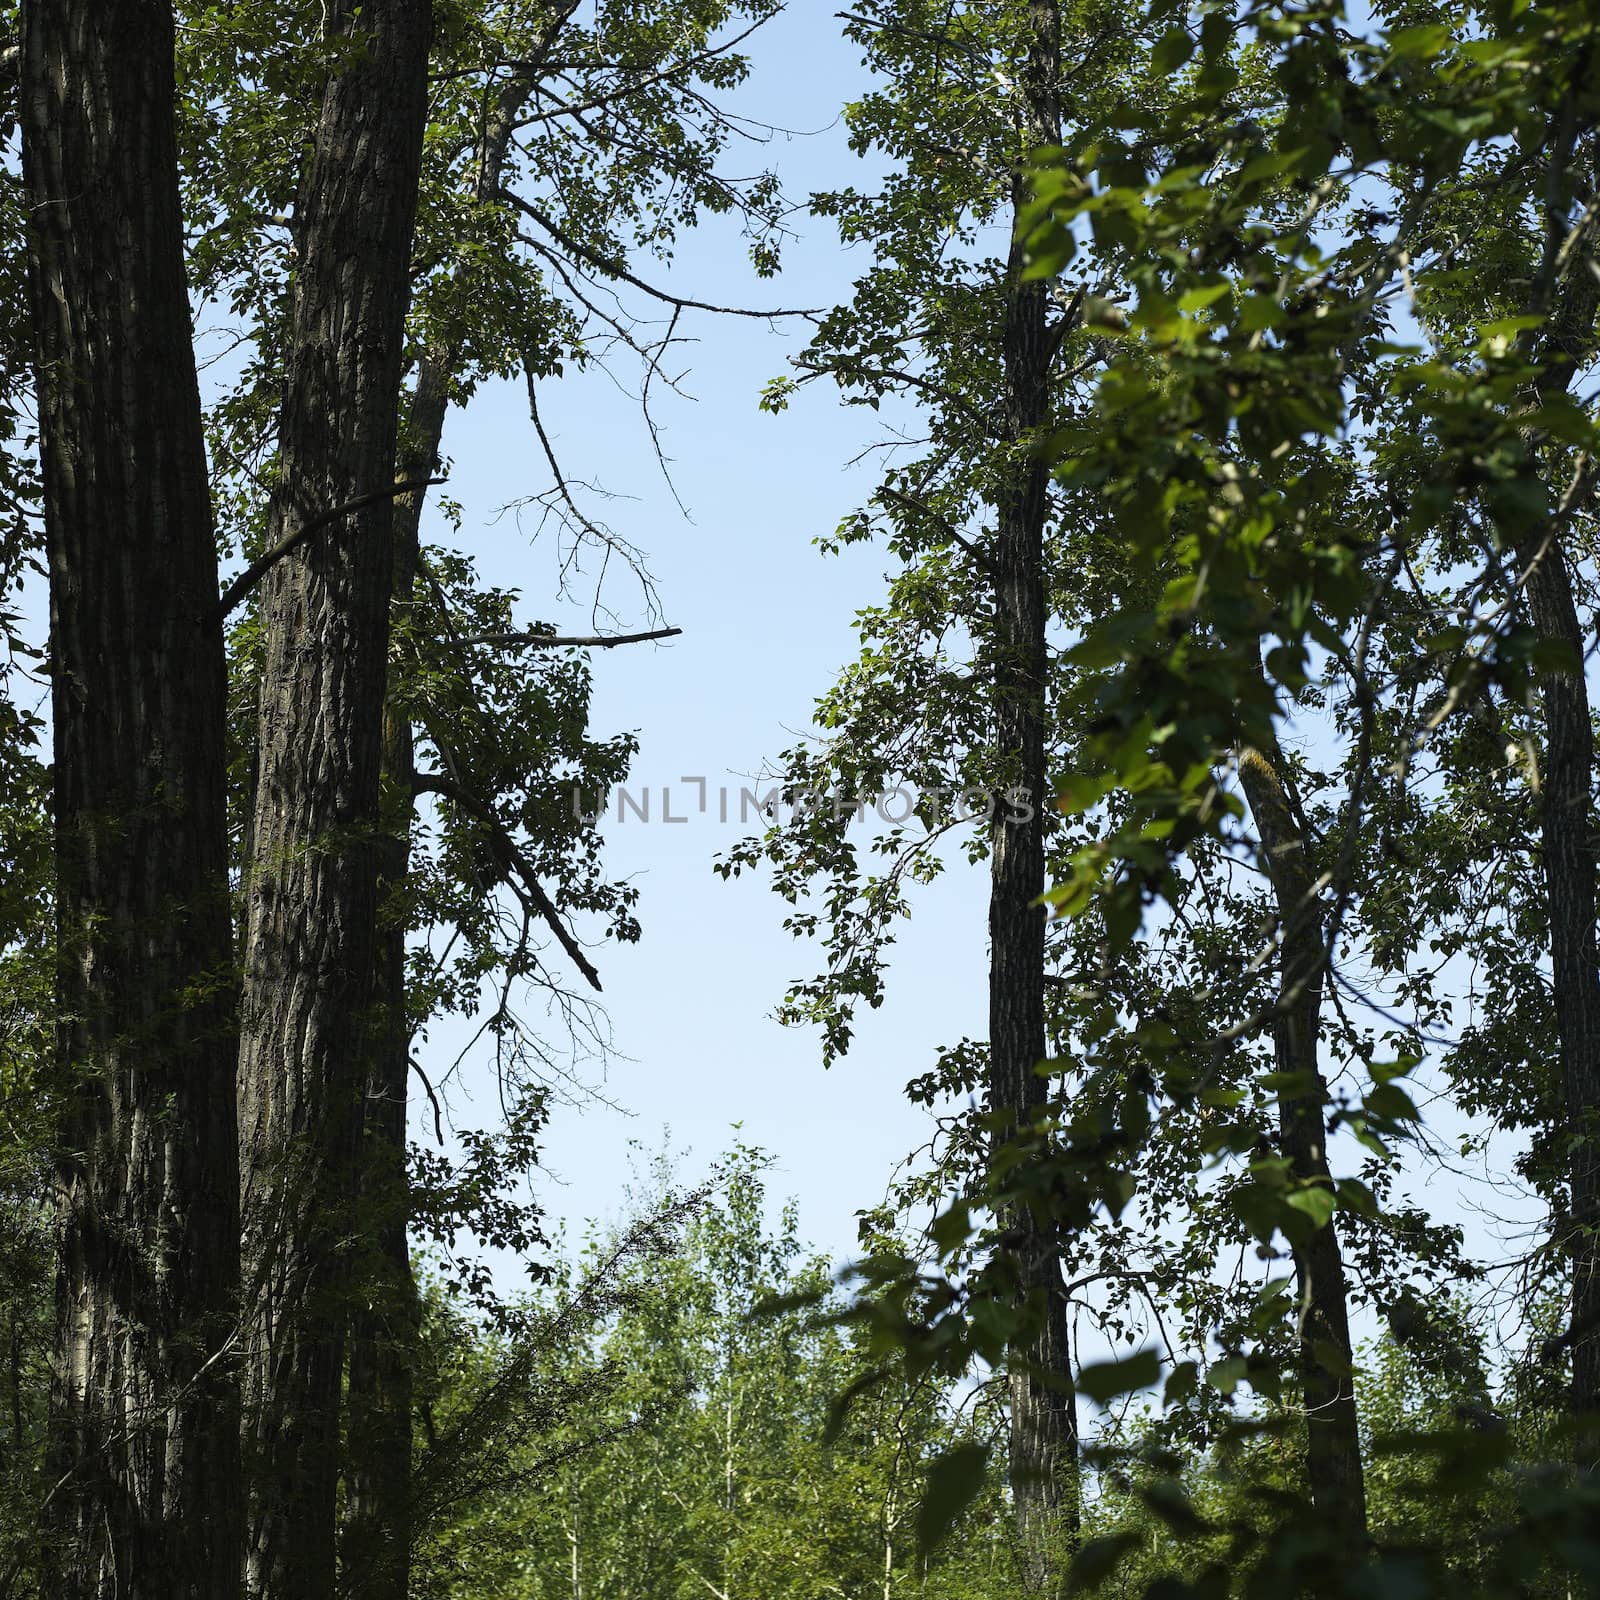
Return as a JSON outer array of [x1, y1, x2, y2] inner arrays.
[[1476, 313, 1544, 343], [1237, 147, 1307, 187], [1164, 1359, 1200, 1403], [1177, 281, 1230, 314], [929, 1200, 972, 1256], [822, 1365, 892, 1446], [1264, 642, 1307, 689], [1138, 1476, 1210, 1534], [1284, 1185, 1336, 1230], [1531, 638, 1582, 676], [1312, 1337, 1353, 1380], [1078, 1346, 1162, 1405], [1068, 1532, 1140, 1592], [1152, 26, 1196, 75], [1389, 23, 1451, 58], [1365, 1082, 1420, 1123], [916, 1442, 990, 1553], [1207, 1355, 1249, 1395]]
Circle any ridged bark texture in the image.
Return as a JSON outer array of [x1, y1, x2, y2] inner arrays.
[[1522, 184, 1600, 1453], [991, 3, 1077, 1590], [1237, 741, 1367, 1543], [236, 6, 432, 1596], [337, 374, 440, 1599], [339, 60, 542, 1589], [19, 3, 242, 1595]]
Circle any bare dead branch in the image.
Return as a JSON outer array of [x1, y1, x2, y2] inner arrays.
[[500, 189, 821, 319], [460, 626, 683, 649], [213, 477, 446, 621], [413, 768, 603, 994]]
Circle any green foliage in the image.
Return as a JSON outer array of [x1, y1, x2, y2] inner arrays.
[[9, 0, 1600, 1593], [735, 2, 1600, 1594], [412, 1176, 1600, 1600], [414, 1149, 1021, 1598]]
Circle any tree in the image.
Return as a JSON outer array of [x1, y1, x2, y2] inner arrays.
[[169, 2, 797, 1588], [231, 4, 433, 1596], [347, 6, 791, 1587], [987, 9, 1081, 1583], [414, 1149, 1018, 1600], [728, 4, 1172, 1580], [0, 640, 52, 1599], [744, 2, 1600, 1587], [1006, 0, 1600, 1579], [18, 1, 243, 1591], [1235, 725, 1366, 1540]]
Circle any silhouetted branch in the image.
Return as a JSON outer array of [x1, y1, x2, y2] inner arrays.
[[213, 477, 446, 621], [412, 768, 603, 994], [460, 626, 682, 649]]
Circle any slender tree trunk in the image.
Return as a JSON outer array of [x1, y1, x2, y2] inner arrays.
[[338, 54, 550, 1590], [990, 3, 1077, 1588], [1237, 737, 1367, 1543], [19, 3, 242, 1594], [336, 373, 439, 1598], [1518, 534, 1600, 1451], [1518, 164, 1600, 1454], [236, 5, 432, 1596]]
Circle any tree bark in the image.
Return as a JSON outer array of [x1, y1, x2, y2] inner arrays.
[[1517, 161, 1600, 1454], [236, 5, 432, 1596], [1517, 531, 1600, 1449], [990, 3, 1078, 1589], [336, 377, 440, 1600], [1237, 737, 1368, 1544], [338, 54, 549, 1593], [19, 3, 242, 1594]]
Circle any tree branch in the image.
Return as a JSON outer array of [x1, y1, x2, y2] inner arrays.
[[459, 626, 683, 649], [877, 486, 999, 577], [500, 189, 820, 319], [412, 769, 603, 993], [507, 14, 771, 128], [212, 477, 446, 621]]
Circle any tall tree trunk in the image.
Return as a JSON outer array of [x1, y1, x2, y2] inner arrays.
[[336, 379, 438, 1600], [1518, 159, 1600, 1454], [991, 3, 1077, 1588], [1518, 533, 1600, 1453], [19, 3, 242, 1594], [236, 5, 432, 1596], [338, 54, 551, 1590], [1237, 735, 1367, 1543]]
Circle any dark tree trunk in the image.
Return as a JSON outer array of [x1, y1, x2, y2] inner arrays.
[[236, 4, 432, 1596], [990, 3, 1077, 1589], [19, 3, 242, 1594], [1237, 739, 1368, 1544], [1519, 186, 1600, 1453], [1517, 529, 1600, 1451], [336, 382, 438, 1600], [338, 57, 548, 1591]]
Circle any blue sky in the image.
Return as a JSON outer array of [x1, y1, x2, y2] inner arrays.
[[10, 0, 1539, 1344], [419, 5, 1545, 1318], [422, 5, 994, 1268]]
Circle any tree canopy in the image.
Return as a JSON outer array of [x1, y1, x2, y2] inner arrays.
[[4, 0, 1600, 1597]]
